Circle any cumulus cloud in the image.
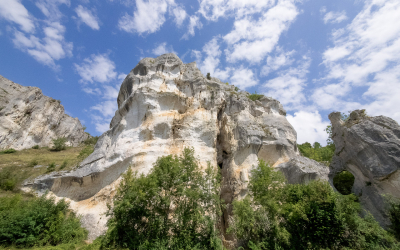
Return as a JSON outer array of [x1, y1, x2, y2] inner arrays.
[[171, 5, 186, 27], [263, 56, 310, 110], [0, 0, 35, 33], [287, 111, 329, 145], [35, 0, 70, 21], [223, 0, 299, 63], [182, 15, 202, 39], [315, 0, 400, 123], [229, 66, 258, 89], [118, 0, 169, 34], [74, 53, 117, 83], [75, 5, 100, 30], [323, 11, 348, 24], [261, 47, 295, 76], [152, 42, 176, 55]]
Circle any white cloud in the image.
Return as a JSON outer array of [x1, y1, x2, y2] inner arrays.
[[261, 47, 295, 75], [74, 54, 117, 83], [91, 100, 117, 118], [182, 15, 202, 39], [323, 11, 348, 24], [75, 5, 100, 30], [229, 66, 258, 89], [152, 42, 176, 55], [287, 111, 329, 145], [0, 0, 35, 33], [171, 6, 186, 27], [35, 0, 70, 21], [223, 0, 299, 63], [263, 56, 310, 110], [118, 0, 169, 34]]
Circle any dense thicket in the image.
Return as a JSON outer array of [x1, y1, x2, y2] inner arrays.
[[229, 160, 399, 250], [298, 142, 335, 163], [101, 148, 223, 250], [0, 194, 87, 247]]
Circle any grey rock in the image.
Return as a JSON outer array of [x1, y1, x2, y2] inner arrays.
[[329, 109, 400, 227], [0, 75, 89, 150], [276, 156, 329, 184]]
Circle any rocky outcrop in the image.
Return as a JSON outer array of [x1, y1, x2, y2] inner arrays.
[[329, 109, 400, 227], [276, 156, 329, 184], [26, 54, 299, 241], [0, 75, 89, 150]]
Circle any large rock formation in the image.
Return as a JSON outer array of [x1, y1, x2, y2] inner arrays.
[[0, 75, 89, 150], [329, 109, 400, 227], [26, 54, 299, 241]]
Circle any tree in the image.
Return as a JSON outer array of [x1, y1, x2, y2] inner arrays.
[[102, 148, 223, 250], [207, 72, 211, 80], [52, 137, 67, 151]]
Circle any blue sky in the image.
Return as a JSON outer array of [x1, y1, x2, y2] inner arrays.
[[1, 0, 399, 145]]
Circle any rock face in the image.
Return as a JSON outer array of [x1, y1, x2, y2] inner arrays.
[[0, 75, 89, 150], [27, 54, 298, 241], [329, 109, 400, 227], [276, 156, 329, 184]]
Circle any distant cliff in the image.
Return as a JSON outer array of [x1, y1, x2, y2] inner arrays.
[[0, 75, 89, 150]]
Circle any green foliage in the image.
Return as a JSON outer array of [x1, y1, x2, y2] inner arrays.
[[32, 145, 40, 149], [386, 196, 400, 240], [47, 162, 56, 173], [225, 82, 229, 85], [229, 160, 399, 250], [298, 142, 335, 164], [0, 194, 87, 247], [60, 160, 68, 170], [28, 159, 39, 168], [333, 171, 355, 195], [325, 125, 333, 145], [247, 92, 264, 101], [207, 72, 211, 80], [83, 136, 99, 146], [102, 148, 223, 250], [234, 86, 239, 92], [77, 146, 94, 162], [52, 138, 67, 151], [0, 149, 17, 154], [0, 167, 17, 191]]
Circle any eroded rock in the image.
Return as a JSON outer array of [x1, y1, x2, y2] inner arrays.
[[27, 54, 298, 241], [0, 75, 89, 150], [329, 109, 400, 227]]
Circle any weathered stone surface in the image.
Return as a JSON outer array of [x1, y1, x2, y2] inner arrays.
[[0, 75, 89, 150], [26, 54, 298, 241], [276, 156, 329, 184], [329, 109, 400, 227]]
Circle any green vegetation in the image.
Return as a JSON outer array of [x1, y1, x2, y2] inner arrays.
[[333, 171, 355, 195], [60, 160, 68, 170], [247, 92, 264, 101], [234, 86, 239, 92], [52, 138, 67, 151], [46, 162, 56, 173], [298, 142, 335, 164], [0, 194, 87, 248], [229, 160, 399, 250], [77, 146, 94, 162], [101, 148, 223, 250], [83, 136, 99, 146], [387, 196, 400, 241], [28, 159, 39, 168], [0, 167, 17, 191], [0, 149, 17, 155], [207, 72, 211, 80], [32, 145, 40, 149]]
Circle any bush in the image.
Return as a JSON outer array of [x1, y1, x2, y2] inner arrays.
[[386, 196, 400, 240], [0, 194, 87, 247], [47, 162, 56, 173], [60, 160, 68, 170], [247, 92, 264, 101], [77, 146, 94, 162], [83, 136, 99, 146], [28, 159, 39, 168], [52, 138, 67, 151], [298, 142, 335, 163], [207, 72, 211, 80], [0, 167, 16, 191], [102, 148, 223, 250], [229, 160, 399, 250], [0, 148, 17, 154], [32, 145, 40, 149], [333, 171, 355, 195]]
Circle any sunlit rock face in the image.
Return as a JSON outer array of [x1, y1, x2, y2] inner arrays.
[[27, 54, 298, 241], [329, 109, 400, 228], [0, 75, 88, 150]]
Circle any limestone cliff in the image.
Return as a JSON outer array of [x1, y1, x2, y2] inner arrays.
[[329, 109, 400, 227], [27, 54, 299, 241], [0, 75, 89, 150]]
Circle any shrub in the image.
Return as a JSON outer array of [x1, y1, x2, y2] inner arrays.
[[386, 196, 400, 240], [102, 148, 223, 250], [32, 145, 40, 149], [77, 146, 94, 162], [60, 160, 68, 170], [47, 162, 56, 173], [0, 167, 16, 191], [0, 194, 87, 247], [298, 142, 335, 163], [83, 136, 99, 146], [247, 92, 264, 101], [234, 86, 239, 92], [0, 148, 17, 154], [207, 72, 211, 80], [229, 160, 399, 250], [28, 159, 39, 168], [52, 137, 67, 151], [333, 170, 355, 195]]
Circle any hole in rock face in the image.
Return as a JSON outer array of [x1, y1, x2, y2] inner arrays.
[[333, 171, 355, 195], [218, 163, 223, 169]]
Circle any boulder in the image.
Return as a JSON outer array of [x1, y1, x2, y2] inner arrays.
[[329, 109, 400, 227], [0, 75, 89, 150], [26, 54, 299, 241]]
